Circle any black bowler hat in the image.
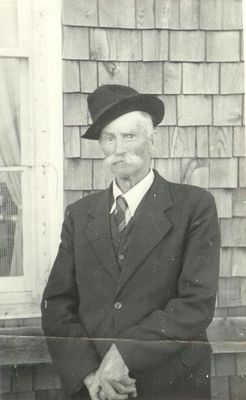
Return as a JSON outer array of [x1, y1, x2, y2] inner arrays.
[[82, 84, 165, 140]]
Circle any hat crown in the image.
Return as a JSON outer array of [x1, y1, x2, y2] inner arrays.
[[83, 84, 164, 139], [88, 84, 139, 122]]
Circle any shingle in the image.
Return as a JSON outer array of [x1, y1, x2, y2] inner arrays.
[[232, 188, 246, 217], [241, 31, 244, 61], [63, 27, 89, 60], [65, 190, 83, 208], [179, 0, 199, 29], [93, 159, 114, 190], [211, 377, 230, 400], [218, 247, 232, 276], [98, 62, 128, 86], [221, 217, 246, 246], [15, 392, 35, 400], [232, 248, 246, 277], [218, 277, 241, 306], [90, 29, 142, 61], [215, 353, 236, 376], [155, 0, 179, 29], [236, 354, 246, 375], [62, 0, 97, 27], [159, 95, 177, 126], [229, 376, 246, 400], [155, 159, 181, 183], [12, 366, 32, 393], [241, 279, 246, 306], [170, 127, 196, 157], [63, 61, 80, 93], [63, 93, 87, 126], [199, 0, 223, 30], [209, 189, 232, 218], [177, 95, 212, 126], [239, 158, 246, 187], [197, 127, 209, 158], [209, 158, 238, 188], [206, 31, 240, 62], [227, 306, 246, 317], [142, 30, 168, 61], [129, 62, 163, 94], [163, 62, 181, 94], [213, 95, 243, 126], [183, 63, 219, 94], [211, 355, 216, 377], [152, 127, 169, 158], [80, 61, 97, 93], [0, 366, 11, 393], [234, 127, 246, 157], [170, 31, 205, 62], [80, 132, 104, 159], [64, 127, 81, 158], [0, 393, 16, 400], [33, 365, 61, 390], [181, 158, 209, 188], [222, 0, 243, 30], [221, 62, 244, 94], [35, 389, 61, 400], [209, 127, 233, 158], [98, 0, 135, 29], [136, 0, 155, 29], [64, 159, 92, 190]]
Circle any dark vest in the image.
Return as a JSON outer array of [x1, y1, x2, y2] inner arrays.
[[110, 187, 152, 270]]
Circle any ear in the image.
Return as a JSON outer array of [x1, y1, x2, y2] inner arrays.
[[148, 129, 157, 154]]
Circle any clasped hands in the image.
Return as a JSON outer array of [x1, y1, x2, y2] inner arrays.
[[84, 344, 137, 400]]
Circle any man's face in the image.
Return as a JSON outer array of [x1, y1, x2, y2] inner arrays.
[[99, 111, 155, 181]]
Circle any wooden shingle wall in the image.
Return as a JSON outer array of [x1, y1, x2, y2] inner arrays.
[[62, 0, 245, 398]]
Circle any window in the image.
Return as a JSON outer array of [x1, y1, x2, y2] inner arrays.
[[0, 0, 63, 318]]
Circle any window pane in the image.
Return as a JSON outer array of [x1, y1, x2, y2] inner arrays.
[[0, 172, 23, 276], [0, 0, 18, 47], [0, 58, 21, 166]]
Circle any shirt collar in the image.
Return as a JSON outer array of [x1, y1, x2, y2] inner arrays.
[[110, 169, 155, 217]]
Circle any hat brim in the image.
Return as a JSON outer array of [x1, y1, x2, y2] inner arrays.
[[82, 94, 165, 140]]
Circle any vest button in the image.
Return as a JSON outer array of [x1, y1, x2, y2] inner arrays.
[[114, 302, 122, 310], [118, 254, 125, 261]]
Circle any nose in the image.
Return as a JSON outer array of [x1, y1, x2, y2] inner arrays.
[[114, 136, 126, 154]]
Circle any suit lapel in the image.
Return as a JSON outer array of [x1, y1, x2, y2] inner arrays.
[[115, 173, 173, 296], [84, 187, 120, 283]]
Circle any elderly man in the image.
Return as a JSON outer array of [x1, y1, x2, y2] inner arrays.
[[41, 84, 220, 400]]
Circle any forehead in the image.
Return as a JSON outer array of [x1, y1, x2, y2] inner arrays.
[[101, 111, 148, 134]]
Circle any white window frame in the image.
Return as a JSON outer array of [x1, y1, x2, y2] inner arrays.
[[0, 0, 63, 318]]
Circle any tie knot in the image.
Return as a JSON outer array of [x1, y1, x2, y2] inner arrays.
[[116, 195, 128, 212]]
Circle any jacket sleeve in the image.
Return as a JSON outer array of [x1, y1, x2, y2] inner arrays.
[[97, 191, 220, 371], [41, 207, 100, 398]]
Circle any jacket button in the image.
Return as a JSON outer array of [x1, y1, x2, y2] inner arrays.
[[118, 254, 125, 261], [114, 302, 122, 310]]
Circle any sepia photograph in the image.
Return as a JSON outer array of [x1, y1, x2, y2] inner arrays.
[[0, 1, 245, 399]]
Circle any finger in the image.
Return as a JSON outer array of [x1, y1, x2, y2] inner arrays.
[[89, 391, 101, 400], [111, 381, 137, 395], [101, 381, 129, 400], [98, 389, 107, 400], [118, 376, 136, 386]]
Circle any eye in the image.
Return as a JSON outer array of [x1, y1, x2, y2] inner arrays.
[[102, 135, 114, 143], [125, 133, 136, 140]]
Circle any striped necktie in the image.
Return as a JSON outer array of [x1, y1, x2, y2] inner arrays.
[[114, 195, 128, 233]]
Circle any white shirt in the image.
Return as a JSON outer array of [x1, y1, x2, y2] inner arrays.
[[110, 169, 155, 224]]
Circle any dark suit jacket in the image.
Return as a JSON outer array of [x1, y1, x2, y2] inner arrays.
[[41, 171, 220, 399]]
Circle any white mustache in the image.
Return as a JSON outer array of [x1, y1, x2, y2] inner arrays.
[[104, 153, 142, 167]]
